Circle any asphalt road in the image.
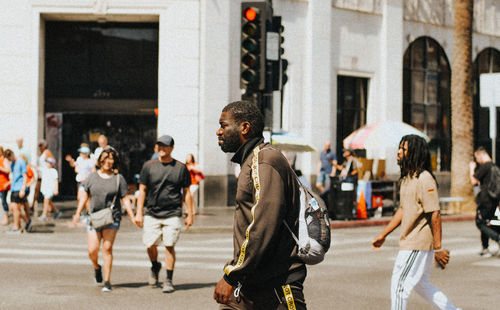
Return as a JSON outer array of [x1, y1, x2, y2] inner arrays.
[[0, 217, 498, 309]]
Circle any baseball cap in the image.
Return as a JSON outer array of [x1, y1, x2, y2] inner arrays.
[[78, 146, 91, 154], [156, 135, 174, 147], [45, 157, 56, 165]]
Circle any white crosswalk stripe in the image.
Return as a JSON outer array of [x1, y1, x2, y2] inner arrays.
[[320, 235, 500, 267], [2, 233, 499, 270], [0, 236, 234, 270]]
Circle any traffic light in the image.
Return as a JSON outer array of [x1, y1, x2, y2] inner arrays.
[[267, 15, 287, 91], [240, 2, 269, 92], [281, 58, 288, 87]]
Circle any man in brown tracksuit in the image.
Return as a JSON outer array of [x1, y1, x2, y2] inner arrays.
[[213, 101, 307, 310]]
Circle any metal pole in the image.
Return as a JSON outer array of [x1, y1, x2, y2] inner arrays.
[[493, 138, 496, 163]]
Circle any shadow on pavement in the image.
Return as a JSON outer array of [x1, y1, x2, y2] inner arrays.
[[174, 282, 217, 290], [113, 282, 216, 290], [29, 222, 56, 233], [114, 282, 151, 288]]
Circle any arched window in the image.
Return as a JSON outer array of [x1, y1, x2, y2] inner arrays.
[[403, 37, 451, 171], [472, 48, 500, 155]]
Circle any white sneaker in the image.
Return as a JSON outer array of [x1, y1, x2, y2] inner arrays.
[[162, 279, 175, 293], [101, 281, 112, 292], [479, 248, 492, 258]]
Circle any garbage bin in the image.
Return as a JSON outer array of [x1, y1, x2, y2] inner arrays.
[[328, 177, 355, 220]]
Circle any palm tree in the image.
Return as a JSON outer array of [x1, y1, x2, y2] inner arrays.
[[451, 0, 474, 213]]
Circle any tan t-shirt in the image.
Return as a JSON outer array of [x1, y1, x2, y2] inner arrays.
[[399, 170, 440, 251]]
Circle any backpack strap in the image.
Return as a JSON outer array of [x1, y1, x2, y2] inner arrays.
[[110, 174, 120, 208]]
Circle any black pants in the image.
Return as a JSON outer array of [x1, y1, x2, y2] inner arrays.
[[476, 207, 500, 249], [219, 282, 307, 310]]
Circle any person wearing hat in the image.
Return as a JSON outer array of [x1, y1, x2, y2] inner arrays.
[[66, 143, 96, 204], [134, 134, 194, 293], [40, 157, 60, 221]]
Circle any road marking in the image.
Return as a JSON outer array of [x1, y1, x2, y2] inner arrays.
[[473, 259, 500, 267], [15, 242, 234, 252], [0, 237, 235, 270], [0, 248, 232, 260], [0, 257, 224, 269]]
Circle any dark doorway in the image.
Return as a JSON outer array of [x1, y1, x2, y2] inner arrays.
[[336, 76, 368, 160], [61, 114, 157, 196], [44, 21, 159, 197]]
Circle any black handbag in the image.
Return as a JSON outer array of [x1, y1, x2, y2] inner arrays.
[[90, 175, 120, 229]]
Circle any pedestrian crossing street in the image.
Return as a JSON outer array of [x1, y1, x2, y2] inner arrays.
[[1, 228, 499, 270]]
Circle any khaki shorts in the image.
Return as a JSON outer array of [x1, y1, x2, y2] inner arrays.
[[143, 215, 183, 247]]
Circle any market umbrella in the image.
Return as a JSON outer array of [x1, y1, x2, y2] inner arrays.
[[343, 120, 429, 152], [271, 131, 316, 153]]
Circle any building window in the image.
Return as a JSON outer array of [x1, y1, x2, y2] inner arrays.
[[473, 48, 500, 155], [403, 37, 451, 171], [336, 76, 368, 155]]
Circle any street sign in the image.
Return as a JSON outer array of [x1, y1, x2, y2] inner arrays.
[[480, 73, 500, 161], [480, 73, 500, 108]]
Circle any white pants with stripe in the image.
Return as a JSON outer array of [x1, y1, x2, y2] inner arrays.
[[391, 250, 458, 310]]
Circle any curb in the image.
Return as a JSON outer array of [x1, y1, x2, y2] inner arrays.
[[330, 214, 475, 229]]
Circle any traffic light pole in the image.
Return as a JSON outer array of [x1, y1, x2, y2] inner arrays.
[[240, 0, 285, 131]]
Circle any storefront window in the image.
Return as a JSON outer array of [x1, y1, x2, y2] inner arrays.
[[403, 37, 451, 171], [472, 48, 500, 155]]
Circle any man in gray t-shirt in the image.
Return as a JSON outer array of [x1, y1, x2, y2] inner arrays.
[[135, 135, 194, 293]]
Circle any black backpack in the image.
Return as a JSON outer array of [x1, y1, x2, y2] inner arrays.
[[487, 164, 500, 199]]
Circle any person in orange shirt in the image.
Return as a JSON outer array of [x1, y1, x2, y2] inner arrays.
[[0, 146, 11, 226], [185, 153, 204, 215]]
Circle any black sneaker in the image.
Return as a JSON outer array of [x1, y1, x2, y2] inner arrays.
[[101, 281, 112, 292], [25, 219, 32, 232], [94, 265, 103, 284], [149, 262, 161, 286]]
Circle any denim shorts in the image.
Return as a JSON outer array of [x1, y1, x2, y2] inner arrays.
[[86, 215, 120, 232], [317, 171, 331, 185]]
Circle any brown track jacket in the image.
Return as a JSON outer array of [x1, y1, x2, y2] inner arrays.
[[223, 137, 306, 289]]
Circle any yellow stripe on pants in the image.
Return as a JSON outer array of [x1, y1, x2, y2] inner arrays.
[[282, 284, 297, 310]]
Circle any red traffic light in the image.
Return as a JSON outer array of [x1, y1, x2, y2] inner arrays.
[[244, 8, 257, 21]]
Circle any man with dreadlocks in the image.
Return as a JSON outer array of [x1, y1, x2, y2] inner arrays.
[[372, 135, 461, 310]]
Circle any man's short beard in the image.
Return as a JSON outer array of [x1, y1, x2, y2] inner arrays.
[[220, 132, 241, 153]]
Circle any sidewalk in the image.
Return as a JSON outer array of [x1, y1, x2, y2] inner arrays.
[[0, 200, 475, 234]]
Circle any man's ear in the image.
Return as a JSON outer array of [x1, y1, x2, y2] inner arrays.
[[240, 121, 251, 137]]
